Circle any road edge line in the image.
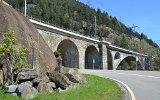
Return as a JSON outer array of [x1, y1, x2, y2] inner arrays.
[[109, 78, 136, 100]]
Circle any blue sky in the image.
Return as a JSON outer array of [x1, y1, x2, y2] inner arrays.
[[79, 0, 160, 45]]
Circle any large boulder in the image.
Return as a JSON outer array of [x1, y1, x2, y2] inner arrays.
[[0, 1, 57, 78], [7, 85, 18, 93], [37, 82, 54, 93], [16, 69, 38, 82], [47, 71, 71, 89], [32, 75, 50, 86], [16, 81, 37, 99], [55, 66, 86, 83]]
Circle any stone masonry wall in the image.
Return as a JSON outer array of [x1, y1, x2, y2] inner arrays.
[[38, 29, 100, 69]]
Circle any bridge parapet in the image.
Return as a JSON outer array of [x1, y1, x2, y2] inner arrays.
[[29, 19, 111, 45], [108, 44, 148, 57]]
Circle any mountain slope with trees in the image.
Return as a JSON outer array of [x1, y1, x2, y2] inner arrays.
[[4, 0, 158, 48], [4, 0, 160, 70]]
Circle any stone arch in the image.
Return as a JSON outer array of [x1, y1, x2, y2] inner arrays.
[[57, 39, 79, 68], [116, 56, 142, 70], [85, 45, 99, 69], [107, 50, 113, 70], [114, 52, 121, 59]]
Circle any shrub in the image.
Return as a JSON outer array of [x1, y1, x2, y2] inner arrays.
[[54, 49, 61, 58]]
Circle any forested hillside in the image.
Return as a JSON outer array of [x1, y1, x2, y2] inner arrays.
[[4, 0, 158, 47], [4, 0, 160, 70]]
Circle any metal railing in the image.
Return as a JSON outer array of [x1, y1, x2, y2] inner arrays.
[[27, 15, 99, 40]]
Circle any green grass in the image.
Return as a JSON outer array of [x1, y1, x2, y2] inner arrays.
[[0, 74, 123, 100], [0, 89, 23, 100]]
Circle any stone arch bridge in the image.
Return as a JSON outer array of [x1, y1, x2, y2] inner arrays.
[[30, 19, 150, 70]]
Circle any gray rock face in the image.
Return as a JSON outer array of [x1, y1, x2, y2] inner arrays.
[[56, 56, 62, 67], [7, 85, 18, 93], [55, 66, 86, 83], [47, 71, 71, 89], [32, 75, 50, 85], [16, 69, 38, 82], [16, 81, 37, 99], [37, 82, 53, 93], [54, 66, 70, 73], [0, 2, 58, 78], [49, 82, 56, 89]]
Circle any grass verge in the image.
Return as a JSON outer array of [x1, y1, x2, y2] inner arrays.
[[0, 89, 23, 100], [0, 74, 123, 100]]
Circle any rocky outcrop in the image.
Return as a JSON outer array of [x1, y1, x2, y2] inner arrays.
[[16, 81, 38, 100], [47, 71, 71, 89], [6, 67, 86, 99], [55, 66, 86, 83], [16, 69, 38, 82], [37, 82, 53, 93], [7, 85, 18, 93], [32, 75, 50, 86], [0, 1, 57, 78], [47, 66, 86, 89]]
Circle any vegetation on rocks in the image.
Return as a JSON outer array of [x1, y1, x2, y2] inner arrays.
[[0, 31, 30, 85], [54, 49, 62, 58]]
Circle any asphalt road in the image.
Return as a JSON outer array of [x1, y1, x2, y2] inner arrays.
[[80, 70, 160, 100]]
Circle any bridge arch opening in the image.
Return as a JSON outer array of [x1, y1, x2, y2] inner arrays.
[[85, 45, 99, 69], [107, 50, 113, 70], [114, 52, 121, 59], [116, 56, 142, 70], [57, 39, 79, 68]]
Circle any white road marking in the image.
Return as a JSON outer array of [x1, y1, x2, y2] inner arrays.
[[94, 74, 136, 100], [116, 73, 160, 79], [111, 78, 136, 100], [79, 70, 160, 100]]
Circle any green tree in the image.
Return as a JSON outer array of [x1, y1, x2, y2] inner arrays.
[[0, 31, 30, 85], [120, 35, 128, 49], [63, 13, 70, 28], [114, 35, 128, 49]]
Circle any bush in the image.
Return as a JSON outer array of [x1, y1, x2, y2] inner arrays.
[[0, 31, 30, 85], [54, 49, 61, 58]]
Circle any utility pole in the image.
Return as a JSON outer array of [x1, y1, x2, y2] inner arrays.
[[25, 0, 27, 16], [94, 16, 97, 37]]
